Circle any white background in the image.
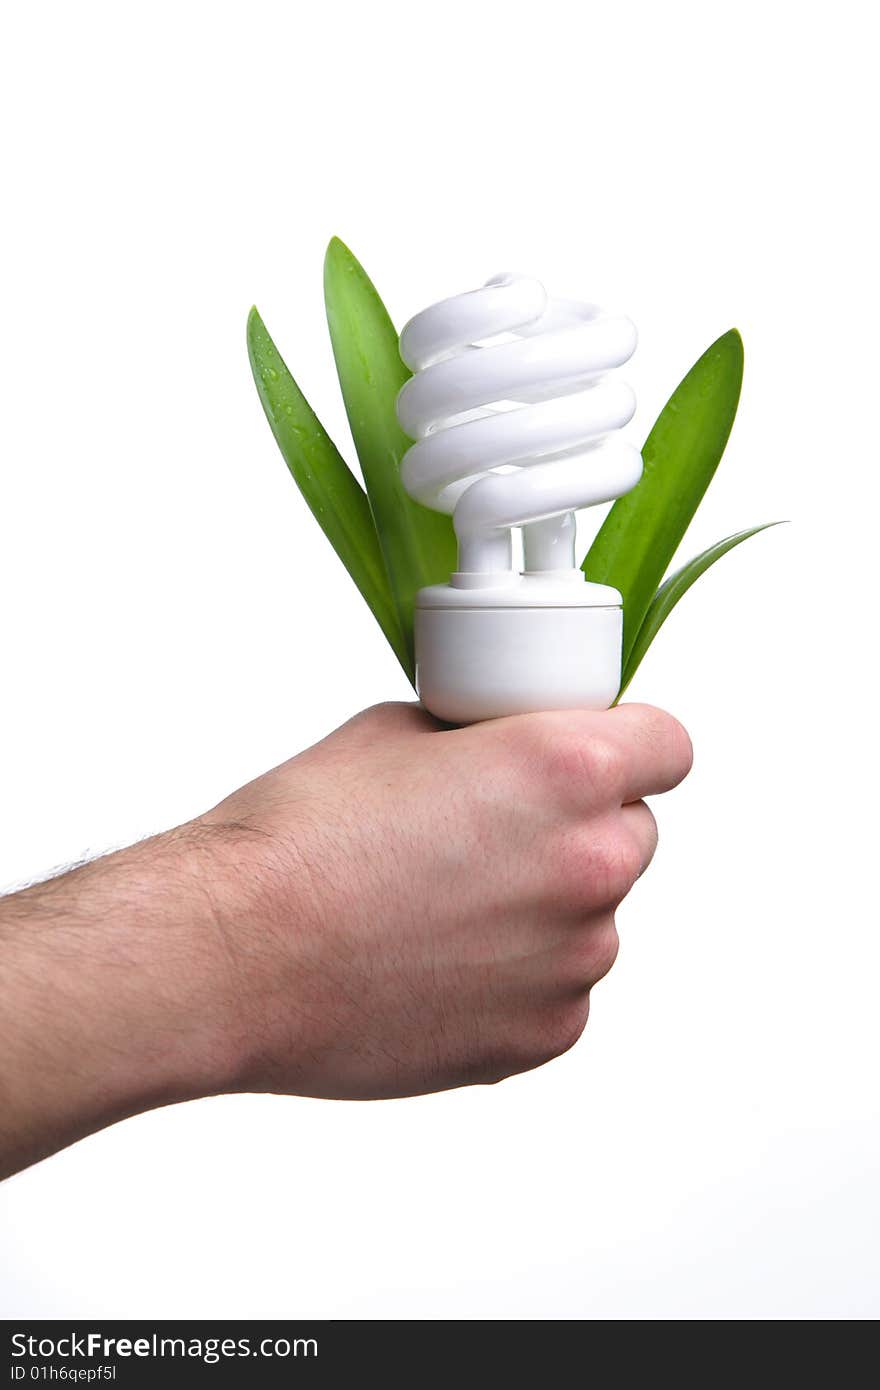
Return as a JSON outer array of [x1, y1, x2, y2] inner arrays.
[[1, 0, 877, 1320]]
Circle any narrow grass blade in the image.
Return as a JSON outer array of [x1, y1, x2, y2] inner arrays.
[[247, 306, 412, 680], [584, 329, 745, 669], [619, 522, 782, 696], [323, 237, 458, 665]]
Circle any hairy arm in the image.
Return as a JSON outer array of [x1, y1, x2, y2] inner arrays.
[[0, 828, 243, 1178], [0, 701, 692, 1179]]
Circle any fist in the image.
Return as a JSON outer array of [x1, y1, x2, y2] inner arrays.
[[199, 701, 692, 1100]]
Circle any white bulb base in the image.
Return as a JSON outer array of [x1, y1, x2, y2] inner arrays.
[[415, 574, 623, 725]]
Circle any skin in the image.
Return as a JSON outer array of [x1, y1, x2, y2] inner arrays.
[[0, 701, 692, 1180]]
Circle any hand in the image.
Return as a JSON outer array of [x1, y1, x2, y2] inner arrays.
[[200, 701, 692, 1100], [0, 700, 692, 1177]]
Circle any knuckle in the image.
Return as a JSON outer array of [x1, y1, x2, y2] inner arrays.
[[553, 824, 641, 910], [588, 920, 621, 982], [582, 735, 623, 796], [542, 1000, 591, 1062], [543, 727, 621, 800], [487, 999, 590, 1079], [562, 919, 620, 988], [481, 991, 599, 1081], [551, 826, 601, 909], [592, 831, 642, 904], [632, 802, 659, 864], [506, 713, 627, 805]]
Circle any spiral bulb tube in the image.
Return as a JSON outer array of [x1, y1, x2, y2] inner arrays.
[[397, 274, 642, 580]]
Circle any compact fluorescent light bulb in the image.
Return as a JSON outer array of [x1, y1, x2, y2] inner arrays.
[[396, 274, 643, 724]]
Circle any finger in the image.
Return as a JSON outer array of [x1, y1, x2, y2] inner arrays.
[[604, 703, 693, 800], [620, 799, 659, 877], [461, 705, 692, 812]]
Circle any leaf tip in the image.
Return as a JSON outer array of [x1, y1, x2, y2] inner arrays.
[[246, 306, 272, 374], [718, 326, 744, 365], [324, 235, 354, 280]]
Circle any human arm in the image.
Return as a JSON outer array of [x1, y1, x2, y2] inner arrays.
[[0, 701, 692, 1178]]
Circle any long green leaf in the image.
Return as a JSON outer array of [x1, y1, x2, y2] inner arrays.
[[247, 306, 411, 680], [584, 328, 744, 669], [619, 522, 782, 696], [323, 237, 458, 665]]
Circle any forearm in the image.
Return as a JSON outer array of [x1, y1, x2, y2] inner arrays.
[[0, 827, 242, 1179]]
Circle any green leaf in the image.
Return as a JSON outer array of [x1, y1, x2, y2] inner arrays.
[[584, 328, 745, 669], [323, 237, 458, 666], [619, 522, 783, 697], [246, 305, 412, 680]]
